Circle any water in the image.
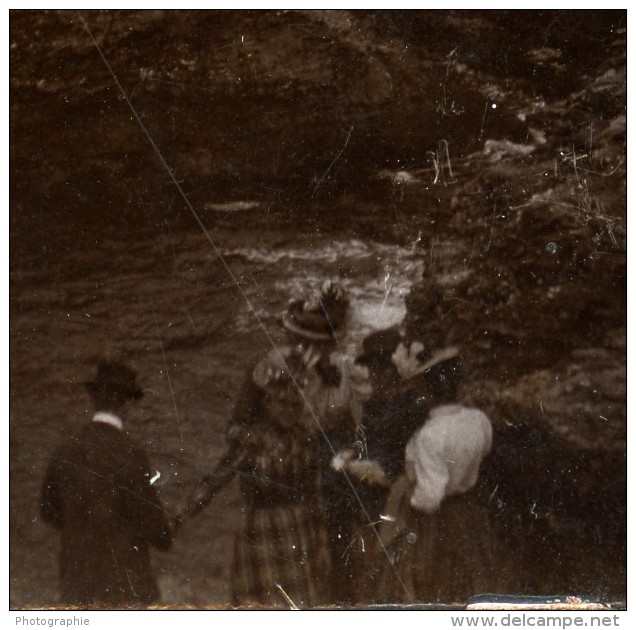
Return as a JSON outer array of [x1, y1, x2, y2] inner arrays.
[[9, 204, 426, 607], [222, 233, 424, 337]]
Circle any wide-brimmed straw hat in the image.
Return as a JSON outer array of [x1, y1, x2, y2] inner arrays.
[[417, 345, 460, 372], [85, 361, 144, 401], [281, 281, 349, 341]]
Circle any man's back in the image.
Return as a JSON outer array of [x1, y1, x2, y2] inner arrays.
[[41, 421, 172, 607]]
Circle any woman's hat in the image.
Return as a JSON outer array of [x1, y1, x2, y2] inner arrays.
[[85, 361, 144, 400], [417, 345, 460, 372], [281, 281, 349, 341]]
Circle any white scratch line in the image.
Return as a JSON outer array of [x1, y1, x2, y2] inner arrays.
[[312, 124, 354, 197], [149, 471, 161, 485], [275, 583, 299, 610], [380, 272, 392, 312]]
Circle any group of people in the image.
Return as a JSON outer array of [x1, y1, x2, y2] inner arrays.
[[40, 280, 495, 609]]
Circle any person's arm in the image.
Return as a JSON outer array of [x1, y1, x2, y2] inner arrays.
[[123, 446, 175, 550], [177, 448, 244, 521], [177, 368, 264, 523], [405, 425, 449, 514], [345, 457, 391, 488]]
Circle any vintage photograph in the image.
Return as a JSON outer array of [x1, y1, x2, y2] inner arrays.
[[9, 9, 626, 610]]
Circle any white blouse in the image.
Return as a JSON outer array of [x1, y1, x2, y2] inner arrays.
[[405, 404, 493, 514]]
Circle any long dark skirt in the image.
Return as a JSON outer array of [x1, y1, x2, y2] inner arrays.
[[377, 476, 501, 605], [232, 503, 332, 609]]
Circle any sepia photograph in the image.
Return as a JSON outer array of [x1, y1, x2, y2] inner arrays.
[[9, 8, 627, 612]]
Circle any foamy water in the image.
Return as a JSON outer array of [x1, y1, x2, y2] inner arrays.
[[218, 235, 425, 346]]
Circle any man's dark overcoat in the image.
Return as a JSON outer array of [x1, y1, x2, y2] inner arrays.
[[40, 418, 172, 607]]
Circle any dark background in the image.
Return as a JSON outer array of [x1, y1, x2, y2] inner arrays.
[[10, 10, 626, 608]]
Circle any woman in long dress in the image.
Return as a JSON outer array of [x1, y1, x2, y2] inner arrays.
[[377, 348, 497, 605], [182, 281, 357, 608]]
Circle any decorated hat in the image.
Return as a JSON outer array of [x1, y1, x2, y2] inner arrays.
[[85, 361, 144, 401], [281, 281, 349, 341]]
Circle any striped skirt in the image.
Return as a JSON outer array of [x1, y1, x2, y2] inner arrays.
[[232, 503, 333, 609]]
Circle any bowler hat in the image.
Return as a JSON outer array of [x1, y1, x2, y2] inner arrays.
[[85, 361, 144, 401], [355, 327, 403, 368]]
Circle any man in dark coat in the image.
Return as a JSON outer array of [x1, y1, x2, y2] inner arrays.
[[40, 361, 174, 608]]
